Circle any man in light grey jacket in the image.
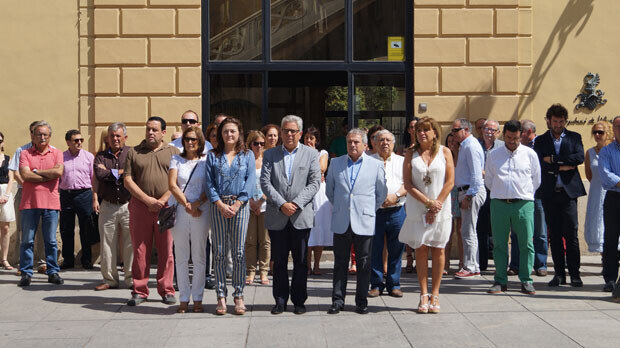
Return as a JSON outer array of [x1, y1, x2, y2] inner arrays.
[[260, 115, 320, 315], [325, 128, 387, 314]]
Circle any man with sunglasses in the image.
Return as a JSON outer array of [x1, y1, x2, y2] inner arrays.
[[58, 129, 95, 270], [170, 110, 213, 154], [451, 118, 486, 279]]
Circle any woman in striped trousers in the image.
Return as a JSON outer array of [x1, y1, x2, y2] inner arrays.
[[205, 117, 256, 315]]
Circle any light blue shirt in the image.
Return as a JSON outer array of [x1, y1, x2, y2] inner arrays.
[[283, 143, 300, 183], [454, 135, 485, 196], [205, 150, 256, 203], [599, 141, 620, 193], [552, 131, 566, 188], [347, 155, 363, 190]]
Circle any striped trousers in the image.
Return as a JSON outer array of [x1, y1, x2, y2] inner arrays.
[[209, 202, 250, 298]]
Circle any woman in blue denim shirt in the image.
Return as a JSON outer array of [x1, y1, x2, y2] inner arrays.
[[205, 117, 256, 315]]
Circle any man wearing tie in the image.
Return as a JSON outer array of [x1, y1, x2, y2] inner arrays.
[[325, 128, 387, 314], [260, 115, 321, 315]]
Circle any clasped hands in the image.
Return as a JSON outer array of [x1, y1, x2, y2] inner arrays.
[[217, 200, 241, 219], [184, 200, 203, 218], [425, 199, 442, 224]]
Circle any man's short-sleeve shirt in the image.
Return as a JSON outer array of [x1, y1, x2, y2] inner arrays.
[[124, 140, 180, 198], [19, 146, 64, 210]]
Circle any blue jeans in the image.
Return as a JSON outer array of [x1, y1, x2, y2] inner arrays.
[[20, 209, 60, 277], [509, 198, 547, 271], [370, 206, 406, 291]]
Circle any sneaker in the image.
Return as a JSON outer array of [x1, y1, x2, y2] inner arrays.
[[454, 268, 480, 279], [127, 294, 146, 306], [535, 269, 548, 277], [162, 294, 177, 305], [487, 282, 507, 294], [521, 282, 536, 295]]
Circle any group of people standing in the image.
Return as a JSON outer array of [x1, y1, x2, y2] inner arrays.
[[1, 103, 620, 316]]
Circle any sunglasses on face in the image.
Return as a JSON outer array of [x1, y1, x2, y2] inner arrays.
[[451, 127, 463, 133], [184, 137, 198, 142], [253, 141, 265, 147], [592, 130, 605, 136], [282, 129, 299, 135], [73, 138, 84, 144], [181, 119, 198, 125]]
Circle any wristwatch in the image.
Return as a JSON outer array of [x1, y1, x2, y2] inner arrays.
[[32, 169, 38, 174], [395, 191, 401, 199]]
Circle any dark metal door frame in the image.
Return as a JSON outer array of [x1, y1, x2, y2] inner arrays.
[[201, 0, 413, 129]]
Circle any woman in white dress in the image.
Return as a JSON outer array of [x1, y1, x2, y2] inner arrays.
[[305, 126, 332, 275], [584, 122, 613, 254], [0, 132, 16, 270], [400, 117, 454, 314]]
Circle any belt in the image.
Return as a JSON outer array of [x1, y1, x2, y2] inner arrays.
[[379, 205, 404, 212], [457, 185, 470, 192], [553, 187, 565, 193], [495, 198, 522, 204], [61, 188, 90, 194], [220, 195, 238, 204]]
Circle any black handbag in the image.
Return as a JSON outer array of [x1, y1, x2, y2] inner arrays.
[[157, 161, 199, 233]]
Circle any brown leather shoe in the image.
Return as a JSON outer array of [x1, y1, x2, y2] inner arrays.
[[368, 288, 381, 298], [535, 269, 548, 277], [94, 283, 117, 291], [37, 264, 47, 274], [389, 289, 404, 298]]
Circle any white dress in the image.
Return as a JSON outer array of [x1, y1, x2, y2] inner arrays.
[[399, 146, 452, 249], [308, 150, 333, 247], [584, 147, 607, 253]]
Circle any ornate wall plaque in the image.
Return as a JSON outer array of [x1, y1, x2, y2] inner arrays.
[[575, 72, 607, 110]]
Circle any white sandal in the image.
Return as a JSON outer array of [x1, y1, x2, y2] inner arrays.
[[429, 295, 440, 314], [417, 294, 429, 314]]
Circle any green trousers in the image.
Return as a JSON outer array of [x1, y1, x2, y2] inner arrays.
[[490, 199, 534, 284]]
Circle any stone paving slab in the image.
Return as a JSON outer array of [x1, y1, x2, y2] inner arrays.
[[1, 256, 620, 347]]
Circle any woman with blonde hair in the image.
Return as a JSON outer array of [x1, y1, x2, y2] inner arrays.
[[399, 117, 454, 314], [584, 121, 615, 291], [244, 130, 270, 285]]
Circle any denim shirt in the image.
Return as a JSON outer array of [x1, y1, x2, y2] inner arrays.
[[205, 150, 256, 203]]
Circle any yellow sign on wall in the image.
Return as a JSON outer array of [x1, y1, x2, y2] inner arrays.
[[388, 36, 404, 61]]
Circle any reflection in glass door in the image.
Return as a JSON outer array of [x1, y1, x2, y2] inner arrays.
[[267, 71, 347, 149], [354, 74, 406, 144], [210, 74, 263, 132]]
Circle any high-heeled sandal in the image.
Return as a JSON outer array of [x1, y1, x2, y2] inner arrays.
[[233, 296, 246, 315], [429, 295, 440, 314], [193, 301, 203, 313], [177, 302, 189, 313], [245, 272, 255, 285], [1, 260, 13, 270], [215, 297, 227, 315], [417, 294, 429, 314], [260, 274, 270, 285]]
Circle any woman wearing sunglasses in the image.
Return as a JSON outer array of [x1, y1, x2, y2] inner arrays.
[[584, 121, 614, 284], [168, 126, 209, 313], [244, 130, 270, 285]]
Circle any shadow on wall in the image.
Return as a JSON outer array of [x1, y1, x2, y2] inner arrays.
[[514, 0, 594, 119]]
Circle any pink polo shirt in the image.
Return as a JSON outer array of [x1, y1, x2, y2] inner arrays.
[[19, 146, 64, 210], [59, 149, 94, 190]]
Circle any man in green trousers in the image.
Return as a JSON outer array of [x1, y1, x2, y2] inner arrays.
[[484, 120, 541, 295]]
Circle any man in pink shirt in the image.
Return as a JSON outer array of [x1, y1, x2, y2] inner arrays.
[[18, 120, 64, 287], [59, 130, 95, 270]]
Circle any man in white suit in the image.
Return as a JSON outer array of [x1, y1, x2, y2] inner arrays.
[[325, 128, 387, 314]]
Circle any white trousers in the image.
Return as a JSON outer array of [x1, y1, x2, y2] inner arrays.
[[171, 206, 209, 302], [459, 189, 486, 273]]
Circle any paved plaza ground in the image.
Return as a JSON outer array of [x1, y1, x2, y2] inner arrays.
[[1, 255, 620, 347]]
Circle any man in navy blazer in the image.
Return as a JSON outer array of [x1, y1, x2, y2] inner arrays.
[[325, 128, 387, 314], [534, 103, 586, 287]]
